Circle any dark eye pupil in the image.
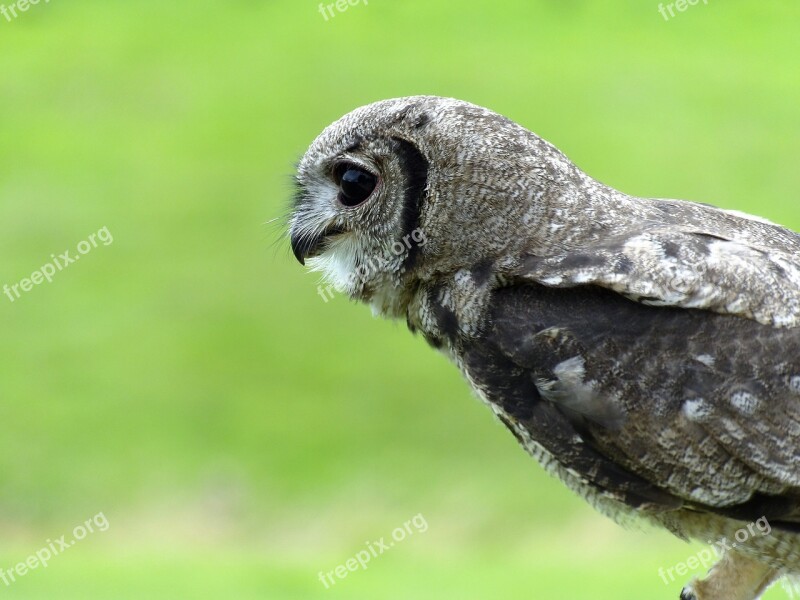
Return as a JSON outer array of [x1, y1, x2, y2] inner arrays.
[[337, 166, 377, 207]]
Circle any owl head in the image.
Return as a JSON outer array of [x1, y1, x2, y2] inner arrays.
[[289, 96, 584, 317]]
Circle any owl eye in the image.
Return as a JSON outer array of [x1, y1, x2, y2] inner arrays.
[[334, 163, 377, 207]]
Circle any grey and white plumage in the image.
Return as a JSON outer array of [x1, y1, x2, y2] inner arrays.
[[288, 96, 800, 600]]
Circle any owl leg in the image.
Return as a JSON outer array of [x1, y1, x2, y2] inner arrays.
[[679, 551, 779, 600]]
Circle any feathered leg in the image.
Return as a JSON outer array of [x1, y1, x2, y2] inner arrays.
[[680, 551, 779, 600]]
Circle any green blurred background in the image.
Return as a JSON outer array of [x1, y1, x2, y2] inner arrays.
[[0, 1, 798, 598]]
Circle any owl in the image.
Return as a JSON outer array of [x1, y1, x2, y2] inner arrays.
[[288, 96, 800, 600]]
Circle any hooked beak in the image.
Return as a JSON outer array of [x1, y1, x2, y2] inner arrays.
[[290, 225, 346, 265]]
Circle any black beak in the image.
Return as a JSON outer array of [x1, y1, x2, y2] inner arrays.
[[290, 225, 346, 265], [291, 232, 317, 266]]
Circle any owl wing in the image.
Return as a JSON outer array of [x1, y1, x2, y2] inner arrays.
[[462, 283, 800, 528], [513, 225, 800, 328]]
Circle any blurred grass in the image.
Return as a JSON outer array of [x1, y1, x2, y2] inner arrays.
[[0, 0, 797, 598]]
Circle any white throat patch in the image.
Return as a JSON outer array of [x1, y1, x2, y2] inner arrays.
[[306, 234, 361, 296]]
